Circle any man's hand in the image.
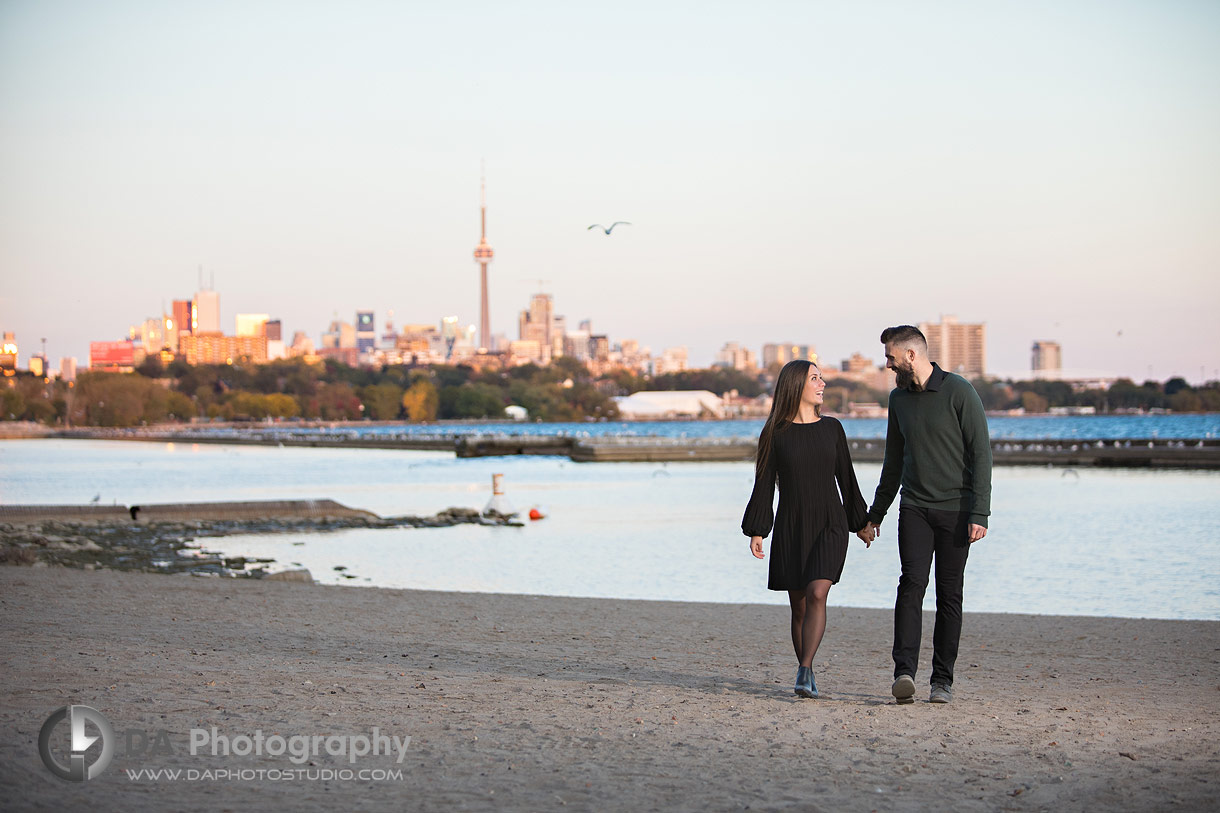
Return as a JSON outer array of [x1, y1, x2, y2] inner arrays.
[[968, 524, 987, 543], [857, 521, 879, 546], [750, 536, 765, 559]]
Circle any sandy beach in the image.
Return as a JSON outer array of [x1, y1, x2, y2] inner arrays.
[[1, 567, 1216, 812]]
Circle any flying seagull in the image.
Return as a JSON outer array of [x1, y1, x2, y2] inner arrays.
[[587, 222, 631, 234]]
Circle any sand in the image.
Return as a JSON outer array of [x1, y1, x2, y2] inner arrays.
[[1, 567, 1216, 812]]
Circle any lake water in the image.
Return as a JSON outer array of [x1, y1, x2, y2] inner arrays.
[[168, 413, 1220, 441], [3, 436, 1218, 621]]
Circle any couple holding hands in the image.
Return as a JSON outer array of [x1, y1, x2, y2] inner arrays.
[[743, 325, 992, 704]]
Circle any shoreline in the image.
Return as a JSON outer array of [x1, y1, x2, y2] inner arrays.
[[4, 558, 1215, 624], [2, 566, 1216, 811]]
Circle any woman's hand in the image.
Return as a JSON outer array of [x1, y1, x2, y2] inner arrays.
[[749, 536, 765, 559], [856, 522, 877, 547]]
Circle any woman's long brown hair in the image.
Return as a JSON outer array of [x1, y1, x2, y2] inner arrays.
[[755, 359, 818, 482]]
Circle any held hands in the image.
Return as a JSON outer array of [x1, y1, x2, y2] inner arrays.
[[749, 536, 765, 559], [852, 522, 984, 543]]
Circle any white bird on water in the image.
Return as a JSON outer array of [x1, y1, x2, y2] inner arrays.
[[587, 222, 631, 234]]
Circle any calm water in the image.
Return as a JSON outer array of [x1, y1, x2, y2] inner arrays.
[[168, 413, 1220, 441], [2, 438, 1218, 621]]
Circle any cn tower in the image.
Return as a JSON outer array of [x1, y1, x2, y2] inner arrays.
[[472, 174, 494, 351]]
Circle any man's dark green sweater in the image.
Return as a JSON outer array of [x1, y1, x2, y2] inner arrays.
[[866, 363, 993, 528]]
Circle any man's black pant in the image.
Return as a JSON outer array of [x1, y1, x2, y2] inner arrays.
[[893, 505, 971, 686]]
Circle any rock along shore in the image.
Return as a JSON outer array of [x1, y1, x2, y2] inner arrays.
[[0, 500, 522, 579]]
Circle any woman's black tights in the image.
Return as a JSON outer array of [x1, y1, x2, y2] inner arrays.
[[788, 578, 832, 668]]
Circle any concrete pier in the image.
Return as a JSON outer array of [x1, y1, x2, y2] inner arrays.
[[455, 435, 575, 458]]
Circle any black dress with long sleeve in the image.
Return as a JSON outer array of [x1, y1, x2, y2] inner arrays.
[[742, 417, 869, 590]]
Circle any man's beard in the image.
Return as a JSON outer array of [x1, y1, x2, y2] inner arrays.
[[894, 362, 919, 391]]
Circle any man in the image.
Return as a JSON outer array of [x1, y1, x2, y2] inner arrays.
[[858, 325, 992, 705]]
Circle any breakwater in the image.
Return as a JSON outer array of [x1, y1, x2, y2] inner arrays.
[[43, 428, 1220, 468]]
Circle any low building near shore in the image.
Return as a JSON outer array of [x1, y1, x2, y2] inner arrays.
[[613, 390, 724, 420], [1050, 405, 1097, 416], [721, 390, 771, 419], [845, 401, 887, 418]]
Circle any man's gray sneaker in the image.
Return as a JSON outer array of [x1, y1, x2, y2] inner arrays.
[[930, 683, 953, 704], [891, 674, 915, 705]]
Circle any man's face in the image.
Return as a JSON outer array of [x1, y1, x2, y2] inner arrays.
[[884, 342, 916, 389]]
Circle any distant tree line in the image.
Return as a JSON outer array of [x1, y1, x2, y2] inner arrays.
[[2, 358, 1217, 427], [970, 377, 1220, 414], [2, 357, 619, 427]]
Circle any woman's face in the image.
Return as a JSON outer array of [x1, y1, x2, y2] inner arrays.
[[800, 366, 825, 408]]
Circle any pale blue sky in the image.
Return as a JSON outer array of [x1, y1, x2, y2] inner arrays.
[[2, 0, 1217, 380]]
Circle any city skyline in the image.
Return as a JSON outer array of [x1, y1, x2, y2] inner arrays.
[[2, 1, 1218, 382]]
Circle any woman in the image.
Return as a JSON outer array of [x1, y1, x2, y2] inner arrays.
[[743, 359, 873, 698]]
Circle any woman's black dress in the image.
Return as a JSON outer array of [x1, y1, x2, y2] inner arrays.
[[742, 417, 869, 590]]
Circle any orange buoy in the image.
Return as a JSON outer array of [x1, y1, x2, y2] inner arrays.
[[528, 507, 546, 521]]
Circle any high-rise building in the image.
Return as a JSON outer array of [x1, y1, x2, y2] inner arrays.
[[290, 331, 315, 356], [564, 328, 592, 361], [172, 300, 193, 338], [59, 357, 77, 382], [654, 346, 689, 375], [235, 314, 270, 338], [841, 352, 875, 374], [380, 310, 397, 350], [918, 316, 986, 379], [548, 315, 565, 360], [0, 332, 16, 374], [509, 339, 543, 364], [161, 314, 180, 352], [322, 321, 356, 350], [129, 318, 166, 353], [1032, 341, 1062, 376], [254, 318, 285, 360], [193, 290, 220, 334], [715, 342, 758, 372], [590, 336, 610, 362], [440, 317, 460, 360], [518, 293, 554, 361], [472, 175, 495, 351], [615, 339, 650, 374], [762, 344, 816, 368], [396, 323, 440, 357], [356, 310, 375, 353], [179, 334, 268, 365]]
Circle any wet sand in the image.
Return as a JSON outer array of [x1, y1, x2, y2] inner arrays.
[[0, 567, 1216, 811]]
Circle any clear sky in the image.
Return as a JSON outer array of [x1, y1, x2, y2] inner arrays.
[[2, 0, 1217, 381]]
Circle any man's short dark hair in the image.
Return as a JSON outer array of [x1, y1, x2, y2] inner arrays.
[[880, 325, 927, 347]]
